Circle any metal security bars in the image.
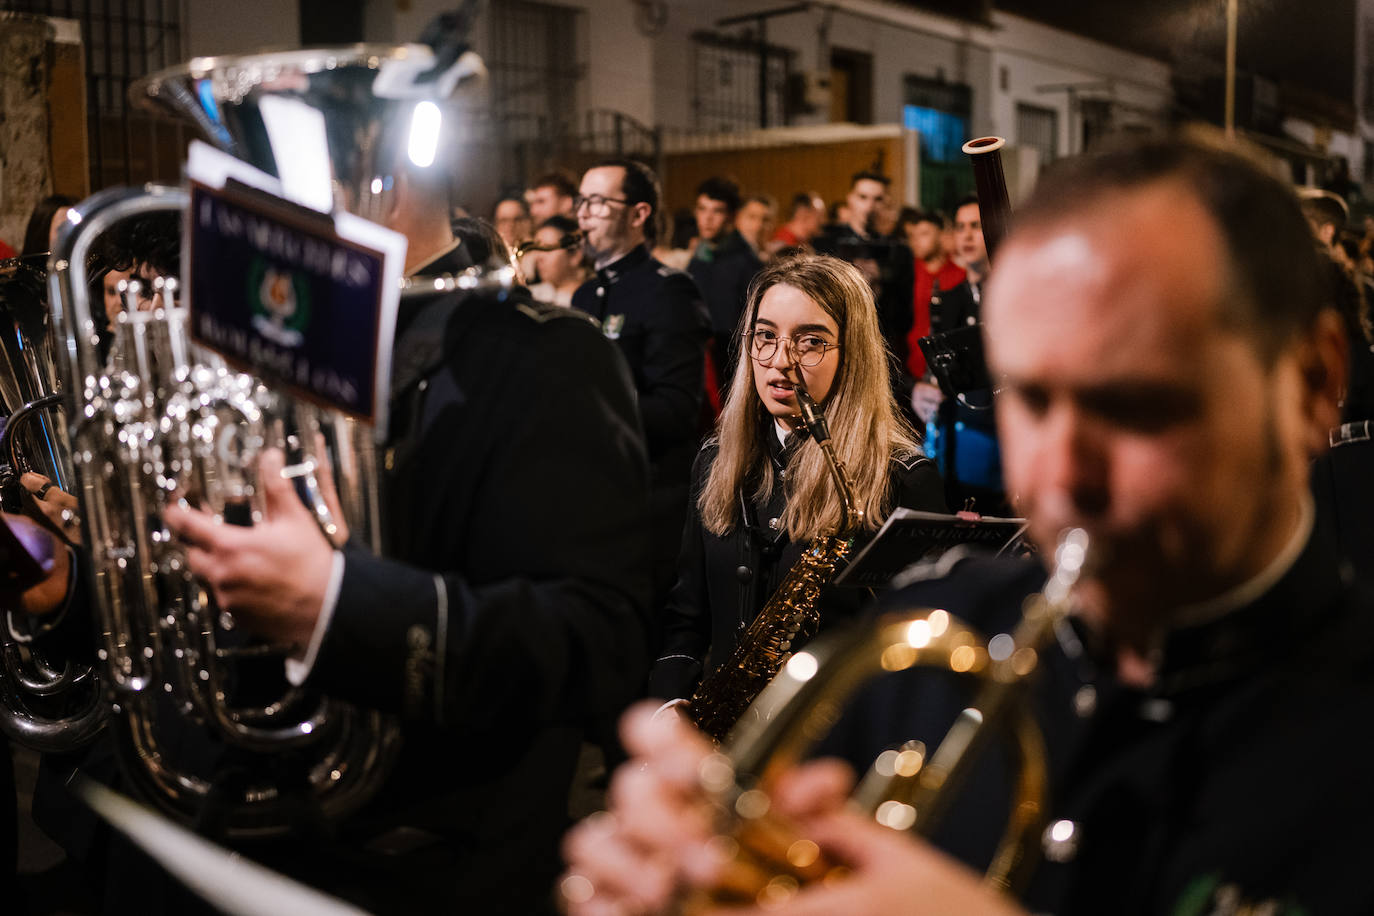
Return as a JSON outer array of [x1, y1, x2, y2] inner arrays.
[[487, 0, 585, 146], [1015, 102, 1059, 170], [691, 31, 791, 133]]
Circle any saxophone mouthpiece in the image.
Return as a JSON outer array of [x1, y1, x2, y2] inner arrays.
[[789, 361, 832, 445]]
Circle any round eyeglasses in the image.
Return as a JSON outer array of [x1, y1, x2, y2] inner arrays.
[[745, 329, 840, 368]]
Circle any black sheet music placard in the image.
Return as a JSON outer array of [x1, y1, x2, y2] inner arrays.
[[184, 141, 406, 440], [832, 508, 1027, 589]]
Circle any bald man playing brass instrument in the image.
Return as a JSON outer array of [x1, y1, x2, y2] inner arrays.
[[562, 132, 1374, 915]]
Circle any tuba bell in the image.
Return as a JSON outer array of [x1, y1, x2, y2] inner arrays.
[[37, 40, 486, 833]]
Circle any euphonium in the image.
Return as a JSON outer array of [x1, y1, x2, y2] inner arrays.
[[688, 369, 864, 743], [49, 184, 399, 833], [691, 529, 1090, 909], [39, 41, 486, 833], [0, 253, 105, 752]]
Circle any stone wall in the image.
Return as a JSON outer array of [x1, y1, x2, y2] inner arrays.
[[0, 16, 53, 254]]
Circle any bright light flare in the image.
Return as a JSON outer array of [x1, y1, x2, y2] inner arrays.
[[785, 651, 818, 682], [408, 101, 442, 168]]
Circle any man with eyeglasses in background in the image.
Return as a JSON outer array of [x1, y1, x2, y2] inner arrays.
[[573, 158, 711, 633]]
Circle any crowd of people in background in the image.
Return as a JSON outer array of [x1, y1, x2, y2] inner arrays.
[[461, 162, 1019, 516], [16, 153, 1373, 530], [432, 157, 1374, 523]]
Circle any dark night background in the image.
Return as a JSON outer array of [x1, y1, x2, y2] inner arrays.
[[899, 0, 1356, 105]]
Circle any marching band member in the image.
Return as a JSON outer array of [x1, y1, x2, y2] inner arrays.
[[649, 253, 944, 712]]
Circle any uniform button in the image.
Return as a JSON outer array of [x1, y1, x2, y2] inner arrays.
[[1073, 685, 1096, 717], [736, 566, 752, 583], [1041, 819, 1080, 863]]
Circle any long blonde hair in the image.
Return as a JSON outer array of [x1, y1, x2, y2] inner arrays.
[[699, 252, 922, 540]]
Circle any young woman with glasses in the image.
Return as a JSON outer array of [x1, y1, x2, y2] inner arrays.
[[648, 252, 946, 710]]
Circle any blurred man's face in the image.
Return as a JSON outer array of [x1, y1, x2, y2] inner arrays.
[[102, 268, 131, 321], [493, 199, 531, 248], [736, 200, 775, 250], [953, 202, 986, 268], [986, 180, 1329, 637], [873, 199, 898, 237], [527, 185, 572, 225], [846, 179, 887, 234], [941, 224, 958, 261], [904, 220, 942, 261], [695, 195, 731, 243]]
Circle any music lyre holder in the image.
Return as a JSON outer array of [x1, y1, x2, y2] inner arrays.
[[832, 508, 1026, 589], [918, 326, 991, 400]]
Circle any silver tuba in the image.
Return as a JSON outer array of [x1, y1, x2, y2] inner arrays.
[[41, 42, 485, 833]]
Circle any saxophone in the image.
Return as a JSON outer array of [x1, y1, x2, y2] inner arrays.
[[689, 370, 863, 742]]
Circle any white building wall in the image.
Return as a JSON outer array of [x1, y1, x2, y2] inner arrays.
[[643, 1, 1166, 151], [173, 0, 1171, 170], [991, 13, 1172, 158], [652, 0, 995, 132], [584, 4, 655, 126]]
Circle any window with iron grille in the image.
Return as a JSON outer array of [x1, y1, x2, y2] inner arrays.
[[1080, 97, 1113, 151], [1016, 102, 1059, 169], [691, 32, 790, 133], [487, 0, 585, 145], [1, 0, 188, 191]]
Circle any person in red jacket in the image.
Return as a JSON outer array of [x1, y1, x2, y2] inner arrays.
[[899, 207, 966, 381]]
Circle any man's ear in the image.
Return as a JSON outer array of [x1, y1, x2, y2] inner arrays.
[[1317, 223, 1337, 248], [1296, 308, 1348, 456], [628, 201, 653, 234]]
